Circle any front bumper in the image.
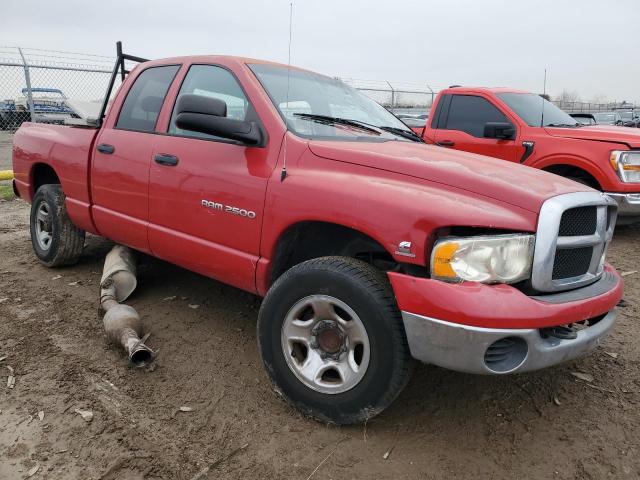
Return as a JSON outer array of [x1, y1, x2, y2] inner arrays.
[[388, 265, 623, 374], [606, 192, 640, 217], [401, 309, 616, 374]]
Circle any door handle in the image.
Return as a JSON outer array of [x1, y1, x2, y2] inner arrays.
[[154, 153, 179, 166], [97, 143, 115, 154], [438, 140, 455, 147]]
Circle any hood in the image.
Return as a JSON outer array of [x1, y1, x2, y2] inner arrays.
[[308, 140, 588, 213], [545, 125, 640, 148]]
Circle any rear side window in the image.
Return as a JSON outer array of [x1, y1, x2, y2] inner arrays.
[[116, 65, 180, 132], [444, 95, 510, 137]]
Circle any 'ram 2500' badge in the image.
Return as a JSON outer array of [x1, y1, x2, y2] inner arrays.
[[201, 199, 256, 219]]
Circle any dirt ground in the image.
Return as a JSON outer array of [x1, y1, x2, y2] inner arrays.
[[1, 196, 639, 480]]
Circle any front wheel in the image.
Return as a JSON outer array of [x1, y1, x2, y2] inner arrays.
[[30, 184, 85, 267], [566, 176, 592, 187], [257, 257, 412, 424]]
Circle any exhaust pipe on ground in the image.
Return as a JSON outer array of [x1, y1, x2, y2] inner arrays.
[[100, 245, 153, 367]]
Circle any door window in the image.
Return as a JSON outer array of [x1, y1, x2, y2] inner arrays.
[[169, 65, 254, 140], [116, 65, 180, 132], [445, 95, 511, 138]]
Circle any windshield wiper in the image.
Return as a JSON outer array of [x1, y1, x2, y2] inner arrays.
[[292, 114, 422, 141], [377, 126, 424, 143], [293, 113, 382, 135], [545, 123, 581, 128]]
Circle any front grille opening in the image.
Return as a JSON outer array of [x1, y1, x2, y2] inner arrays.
[[576, 313, 606, 329], [538, 314, 607, 338], [552, 247, 593, 279], [558, 206, 597, 236], [484, 337, 528, 373]]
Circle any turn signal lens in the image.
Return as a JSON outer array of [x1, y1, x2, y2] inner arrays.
[[432, 241, 459, 278], [610, 150, 640, 183], [430, 234, 535, 284]]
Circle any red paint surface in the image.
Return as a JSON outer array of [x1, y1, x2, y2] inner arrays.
[[389, 265, 623, 329]]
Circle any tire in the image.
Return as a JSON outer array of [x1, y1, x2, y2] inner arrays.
[[30, 184, 85, 267], [257, 256, 412, 424]]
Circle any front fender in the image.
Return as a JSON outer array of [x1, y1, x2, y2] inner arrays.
[[256, 149, 538, 295], [530, 153, 603, 178]]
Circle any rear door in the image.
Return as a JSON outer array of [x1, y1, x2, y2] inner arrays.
[[148, 63, 272, 292], [92, 64, 180, 251], [433, 94, 520, 162]]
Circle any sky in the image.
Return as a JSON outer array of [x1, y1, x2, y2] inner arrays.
[[1, 0, 638, 102]]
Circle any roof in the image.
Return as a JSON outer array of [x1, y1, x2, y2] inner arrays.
[[442, 86, 532, 95], [141, 54, 315, 74]]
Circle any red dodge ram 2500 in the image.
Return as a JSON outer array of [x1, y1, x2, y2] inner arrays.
[[421, 87, 640, 224], [12, 54, 623, 424]]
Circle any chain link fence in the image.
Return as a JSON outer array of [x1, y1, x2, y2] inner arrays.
[[0, 46, 128, 132], [1, 46, 638, 134], [343, 79, 640, 116], [551, 100, 639, 113], [340, 78, 440, 115]]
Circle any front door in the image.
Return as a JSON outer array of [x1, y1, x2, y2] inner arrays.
[[148, 64, 272, 292], [434, 94, 520, 162], [91, 64, 180, 252]]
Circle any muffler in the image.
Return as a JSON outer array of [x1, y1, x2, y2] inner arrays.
[[100, 245, 153, 367]]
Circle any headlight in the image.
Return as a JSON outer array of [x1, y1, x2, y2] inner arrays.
[[610, 150, 640, 183], [431, 234, 535, 284]]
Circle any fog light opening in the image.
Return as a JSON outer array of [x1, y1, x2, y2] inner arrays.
[[484, 336, 528, 373]]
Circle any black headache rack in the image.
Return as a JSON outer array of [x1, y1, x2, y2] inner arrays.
[[96, 41, 149, 127]]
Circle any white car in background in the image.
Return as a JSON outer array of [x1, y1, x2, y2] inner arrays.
[[14, 88, 101, 125]]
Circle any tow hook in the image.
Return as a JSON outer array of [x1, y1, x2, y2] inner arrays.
[[540, 325, 578, 340]]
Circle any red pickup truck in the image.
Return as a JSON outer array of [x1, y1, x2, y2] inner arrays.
[[12, 49, 623, 424], [421, 87, 640, 224]]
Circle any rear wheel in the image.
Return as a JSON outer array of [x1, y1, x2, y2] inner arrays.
[[30, 184, 85, 267], [257, 256, 412, 424]]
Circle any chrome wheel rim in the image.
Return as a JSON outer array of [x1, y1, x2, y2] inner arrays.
[[35, 202, 52, 251], [281, 294, 370, 394]]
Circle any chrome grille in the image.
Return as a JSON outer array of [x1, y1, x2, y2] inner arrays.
[[552, 247, 593, 279], [558, 206, 597, 236], [532, 192, 617, 293]]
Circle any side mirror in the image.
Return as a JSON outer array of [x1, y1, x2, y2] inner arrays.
[[483, 122, 516, 140], [175, 94, 263, 146]]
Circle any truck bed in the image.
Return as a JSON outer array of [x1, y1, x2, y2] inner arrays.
[[12, 122, 100, 233]]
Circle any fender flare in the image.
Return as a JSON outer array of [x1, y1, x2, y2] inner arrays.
[[528, 154, 607, 187]]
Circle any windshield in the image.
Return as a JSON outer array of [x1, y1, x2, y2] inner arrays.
[[573, 116, 593, 125], [620, 112, 634, 120], [594, 113, 616, 124], [249, 63, 414, 141], [497, 92, 579, 127]]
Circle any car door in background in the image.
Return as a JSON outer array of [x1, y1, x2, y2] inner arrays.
[[433, 94, 520, 162]]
